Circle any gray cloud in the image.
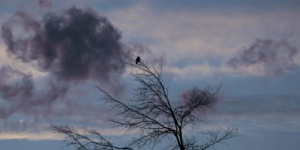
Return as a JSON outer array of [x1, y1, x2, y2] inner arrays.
[[1, 7, 129, 84], [0, 66, 68, 119], [0, 6, 141, 119], [227, 39, 299, 76]]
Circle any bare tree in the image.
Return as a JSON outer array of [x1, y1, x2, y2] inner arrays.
[[51, 60, 238, 150]]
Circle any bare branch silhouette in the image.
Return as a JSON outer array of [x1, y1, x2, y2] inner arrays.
[[52, 60, 238, 150]]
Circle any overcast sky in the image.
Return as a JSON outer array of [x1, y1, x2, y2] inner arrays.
[[0, 0, 300, 150]]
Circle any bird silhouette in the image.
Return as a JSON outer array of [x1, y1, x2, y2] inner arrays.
[[136, 56, 141, 64]]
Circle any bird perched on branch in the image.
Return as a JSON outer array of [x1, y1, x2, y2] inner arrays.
[[136, 56, 141, 64]]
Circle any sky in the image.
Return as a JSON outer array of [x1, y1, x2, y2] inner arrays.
[[0, 0, 300, 150]]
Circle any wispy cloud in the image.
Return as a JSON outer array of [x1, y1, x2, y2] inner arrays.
[[107, 3, 300, 78], [0, 132, 61, 140], [0, 119, 137, 140], [207, 95, 300, 133], [227, 39, 300, 77]]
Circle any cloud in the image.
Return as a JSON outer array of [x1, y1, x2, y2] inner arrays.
[[108, 4, 299, 59], [164, 64, 221, 79], [0, 119, 47, 133], [0, 6, 146, 118], [106, 3, 300, 78], [227, 39, 299, 77], [0, 65, 69, 119], [0, 45, 47, 78], [1, 7, 128, 84], [206, 95, 300, 132], [0, 132, 61, 140], [1, 2, 300, 141], [0, 119, 137, 140], [2, 2, 300, 81]]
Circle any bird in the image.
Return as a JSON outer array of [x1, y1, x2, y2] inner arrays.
[[136, 56, 141, 64]]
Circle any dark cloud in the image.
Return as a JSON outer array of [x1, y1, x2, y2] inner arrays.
[[0, 6, 138, 119], [0, 66, 68, 119], [1, 7, 128, 83], [227, 39, 299, 76]]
